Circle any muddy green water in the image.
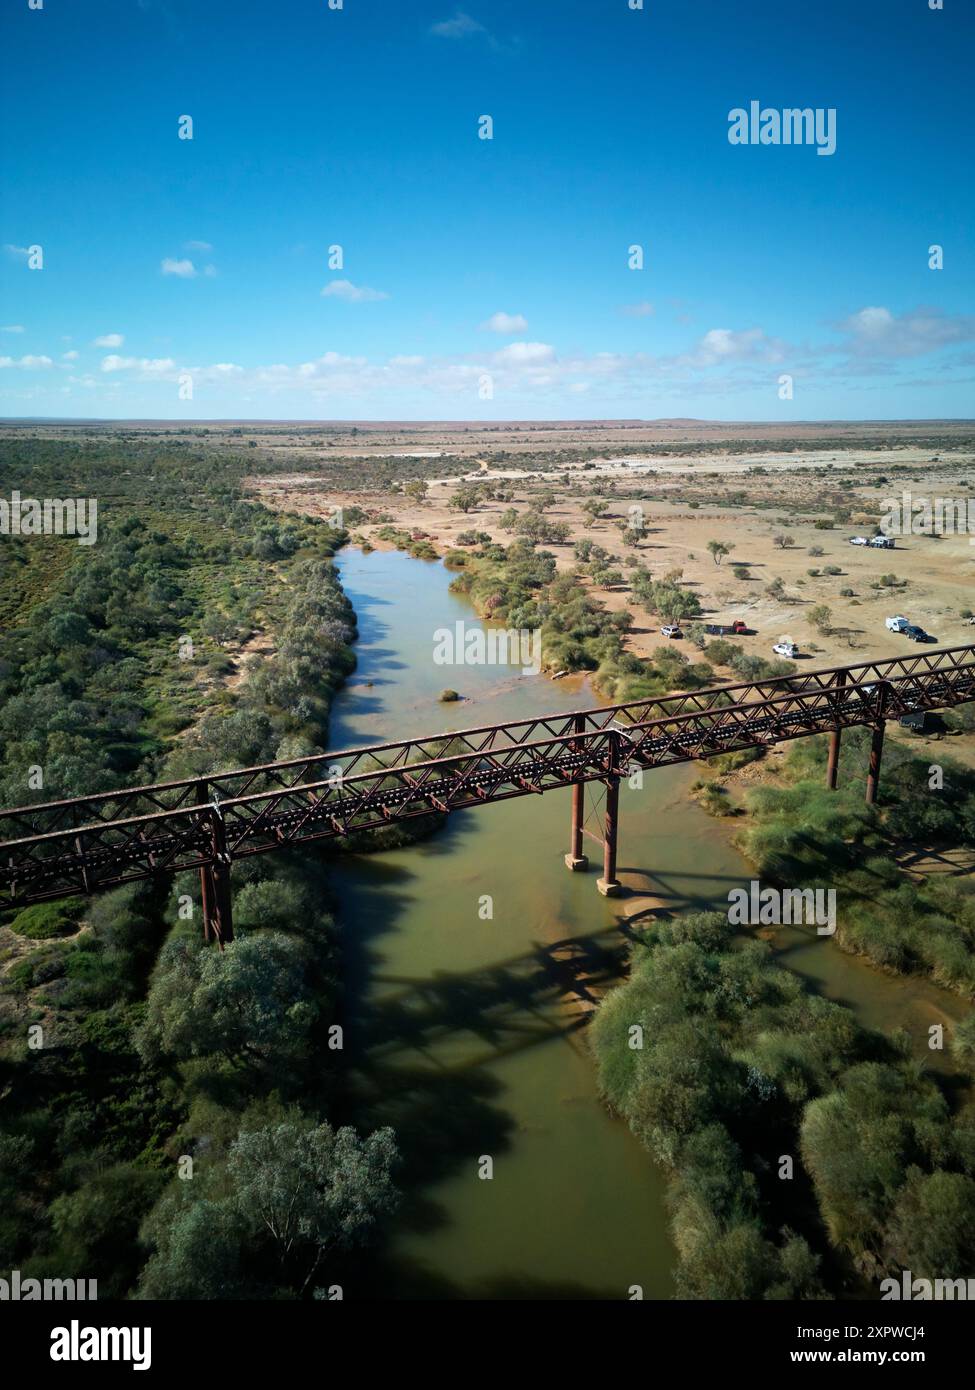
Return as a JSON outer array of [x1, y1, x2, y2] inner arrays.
[[327, 548, 967, 1300]]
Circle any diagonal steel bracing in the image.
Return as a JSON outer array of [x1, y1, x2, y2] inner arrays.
[[1, 644, 973, 939]]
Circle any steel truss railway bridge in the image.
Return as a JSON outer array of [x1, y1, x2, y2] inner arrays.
[[1, 644, 974, 945]]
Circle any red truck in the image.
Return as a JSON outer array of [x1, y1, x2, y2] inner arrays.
[[704, 620, 750, 636]]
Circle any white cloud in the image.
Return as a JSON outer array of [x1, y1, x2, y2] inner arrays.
[[688, 327, 783, 366], [3, 245, 30, 259], [321, 279, 389, 303], [836, 305, 975, 358], [431, 11, 486, 38], [185, 240, 213, 251], [494, 341, 555, 365], [1, 324, 25, 333], [620, 301, 655, 318], [17, 300, 967, 408], [0, 354, 53, 369], [93, 333, 124, 347], [100, 355, 176, 374], [480, 311, 528, 334], [62, 350, 79, 361], [161, 257, 198, 278]]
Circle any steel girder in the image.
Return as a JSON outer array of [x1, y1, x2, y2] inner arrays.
[[1, 644, 973, 913]]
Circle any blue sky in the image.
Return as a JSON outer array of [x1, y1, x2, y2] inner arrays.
[[1, 0, 972, 420]]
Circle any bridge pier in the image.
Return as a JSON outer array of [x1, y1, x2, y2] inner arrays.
[[201, 859, 234, 946], [826, 729, 842, 790], [826, 668, 847, 791], [564, 780, 589, 871], [596, 776, 622, 897], [199, 864, 232, 945], [200, 797, 234, 946], [866, 722, 885, 806], [8, 649, 972, 946]]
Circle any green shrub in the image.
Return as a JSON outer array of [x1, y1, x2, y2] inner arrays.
[[8, 898, 85, 940]]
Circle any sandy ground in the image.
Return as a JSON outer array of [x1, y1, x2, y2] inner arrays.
[[252, 460, 975, 672]]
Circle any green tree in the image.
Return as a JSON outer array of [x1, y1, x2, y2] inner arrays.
[[228, 1119, 400, 1294], [138, 1194, 247, 1300], [135, 932, 317, 1076], [448, 484, 481, 514], [50, 1164, 166, 1298], [809, 604, 833, 635], [884, 1169, 975, 1278]]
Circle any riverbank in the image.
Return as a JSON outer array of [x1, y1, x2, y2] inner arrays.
[[694, 729, 975, 1003], [320, 547, 975, 1298], [0, 481, 387, 1300]]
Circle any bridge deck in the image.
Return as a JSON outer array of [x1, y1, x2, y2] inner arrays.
[[1, 643, 973, 937]]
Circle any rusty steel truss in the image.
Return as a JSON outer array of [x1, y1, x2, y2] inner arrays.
[[1, 643, 973, 944]]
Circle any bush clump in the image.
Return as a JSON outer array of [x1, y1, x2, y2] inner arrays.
[[8, 898, 85, 940]]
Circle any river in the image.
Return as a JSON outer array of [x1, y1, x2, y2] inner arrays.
[[325, 547, 968, 1300]]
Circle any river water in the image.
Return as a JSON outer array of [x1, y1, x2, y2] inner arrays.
[[326, 547, 968, 1300]]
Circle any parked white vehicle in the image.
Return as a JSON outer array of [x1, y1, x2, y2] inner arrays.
[[661, 624, 682, 639], [849, 535, 868, 546], [773, 641, 799, 659], [869, 535, 895, 548], [885, 615, 910, 632]]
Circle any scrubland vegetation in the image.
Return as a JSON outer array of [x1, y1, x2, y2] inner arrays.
[[740, 729, 975, 997], [446, 536, 794, 702], [594, 717, 975, 1297], [2, 426, 974, 1301], [0, 439, 398, 1298], [592, 909, 975, 1297]]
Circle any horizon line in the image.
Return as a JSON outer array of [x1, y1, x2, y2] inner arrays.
[[2, 416, 975, 429]]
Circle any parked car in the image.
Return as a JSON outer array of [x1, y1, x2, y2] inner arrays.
[[869, 535, 895, 548], [886, 615, 910, 632], [704, 619, 750, 636], [849, 536, 869, 546], [904, 625, 933, 643], [661, 624, 683, 639], [773, 641, 799, 659]]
